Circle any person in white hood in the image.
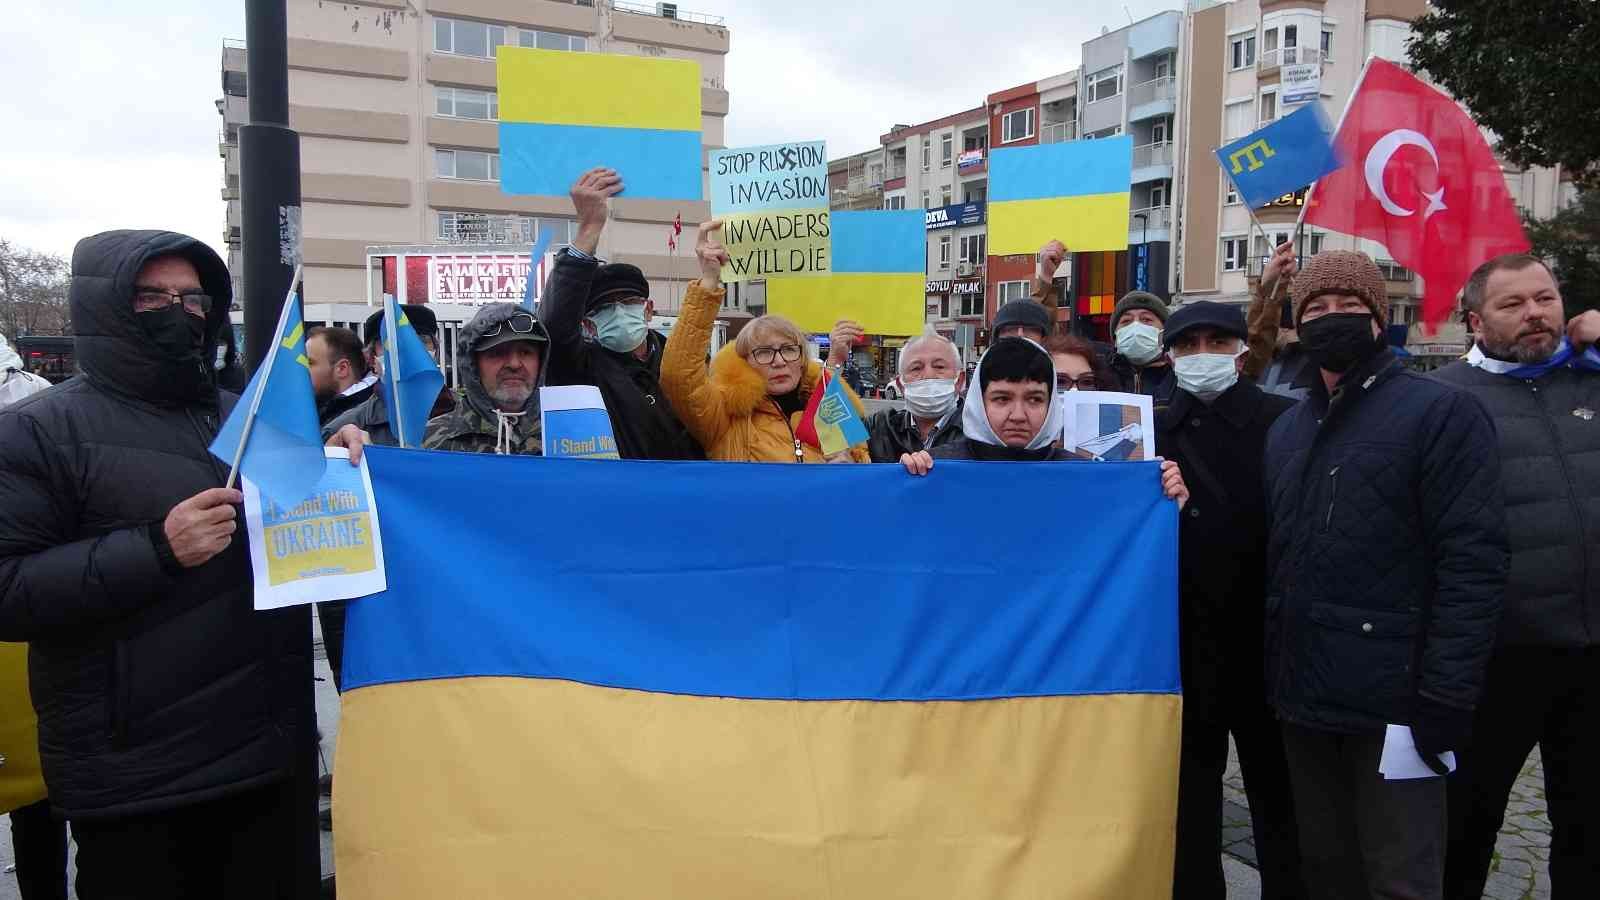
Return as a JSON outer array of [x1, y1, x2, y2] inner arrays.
[[0, 334, 52, 410], [899, 336, 1189, 506]]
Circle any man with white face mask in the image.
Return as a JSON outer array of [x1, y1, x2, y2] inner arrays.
[[1111, 290, 1175, 407], [865, 325, 966, 462], [1155, 301, 1304, 900], [538, 167, 704, 460]]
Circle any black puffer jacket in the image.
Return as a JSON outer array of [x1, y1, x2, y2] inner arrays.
[[0, 231, 313, 819], [1431, 361, 1600, 647], [1263, 350, 1507, 735]]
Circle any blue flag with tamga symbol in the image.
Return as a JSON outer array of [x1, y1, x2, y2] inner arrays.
[[1215, 103, 1344, 210]]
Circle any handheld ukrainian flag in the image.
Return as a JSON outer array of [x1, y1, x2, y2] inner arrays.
[[1215, 103, 1344, 210], [379, 293, 446, 449], [337, 453, 1182, 899], [520, 227, 555, 311], [209, 278, 327, 505], [767, 210, 925, 336], [988, 136, 1133, 254], [496, 46, 702, 201]]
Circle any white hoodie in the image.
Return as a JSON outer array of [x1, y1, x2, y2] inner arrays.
[[959, 337, 1066, 451], [0, 333, 52, 410]]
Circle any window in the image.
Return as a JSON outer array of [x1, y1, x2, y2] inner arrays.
[[960, 233, 986, 266], [941, 134, 953, 167], [1151, 117, 1169, 144], [1222, 237, 1249, 272], [1150, 181, 1169, 208], [940, 185, 952, 206], [1154, 54, 1173, 80], [1224, 100, 1253, 140], [998, 281, 1030, 304], [1260, 91, 1278, 123], [1230, 35, 1256, 70], [1224, 184, 1240, 206], [517, 29, 585, 52], [1284, 25, 1298, 49], [1087, 67, 1122, 104], [921, 189, 930, 209], [921, 142, 931, 172], [938, 295, 951, 319], [1263, 29, 1279, 54], [1001, 108, 1035, 143], [959, 292, 983, 318], [1086, 126, 1122, 140], [1321, 29, 1334, 60], [435, 149, 499, 181], [938, 235, 952, 269], [434, 17, 507, 58], [1307, 232, 1326, 256], [1255, 231, 1291, 258], [867, 162, 883, 185], [436, 86, 498, 120], [437, 213, 576, 248], [965, 184, 987, 204], [884, 195, 906, 210]]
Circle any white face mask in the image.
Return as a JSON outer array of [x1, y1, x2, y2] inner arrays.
[[1116, 321, 1164, 365], [903, 377, 958, 420], [1173, 351, 1242, 397]]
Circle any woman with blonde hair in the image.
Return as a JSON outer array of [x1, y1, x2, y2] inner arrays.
[[661, 221, 870, 463]]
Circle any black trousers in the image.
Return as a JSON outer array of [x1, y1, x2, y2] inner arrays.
[[1173, 699, 1305, 899], [316, 599, 348, 692], [1282, 724, 1448, 900], [71, 779, 319, 900], [1445, 646, 1599, 899], [9, 798, 67, 900]]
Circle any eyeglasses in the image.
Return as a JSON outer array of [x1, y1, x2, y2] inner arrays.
[[481, 313, 540, 339], [133, 287, 211, 315], [750, 344, 803, 366], [1056, 374, 1099, 391]]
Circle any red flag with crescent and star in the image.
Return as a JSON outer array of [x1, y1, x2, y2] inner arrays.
[[1303, 58, 1528, 331]]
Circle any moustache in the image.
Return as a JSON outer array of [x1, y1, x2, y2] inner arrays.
[[1516, 326, 1558, 340]]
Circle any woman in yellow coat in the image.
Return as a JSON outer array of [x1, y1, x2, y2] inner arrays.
[[662, 221, 870, 464]]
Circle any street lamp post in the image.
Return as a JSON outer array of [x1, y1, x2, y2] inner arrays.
[[239, 0, 302, 372]]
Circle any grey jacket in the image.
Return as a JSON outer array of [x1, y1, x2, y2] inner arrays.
[[322, 392, 395, 447], [1432, 361, 1600, 648]]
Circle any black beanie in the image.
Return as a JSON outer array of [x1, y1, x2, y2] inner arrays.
[[364, 304, 438, 344], [992, 300, 1053, 337], [586, 263, 650, 313]]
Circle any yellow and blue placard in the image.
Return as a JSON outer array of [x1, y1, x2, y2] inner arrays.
[[712, 141, 831, 282], [209, 293, 327, 505], [1215, 104, 1344, 210], [767, 209, 925, 336], [335, 452, 1181, 899], [987, 136, 1133, 254], [496, 47, 702, 201]]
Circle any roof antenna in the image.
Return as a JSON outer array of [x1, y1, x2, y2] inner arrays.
[[1124, 5, 1135, 24]]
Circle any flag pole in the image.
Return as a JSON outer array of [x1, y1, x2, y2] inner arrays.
[[1291, 54, 1380, 250], [226, 263, 303, 490], [384, 292, 407, 449]]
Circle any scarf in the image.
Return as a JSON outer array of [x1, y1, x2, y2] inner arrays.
[[1467, 339, 1600, 379]]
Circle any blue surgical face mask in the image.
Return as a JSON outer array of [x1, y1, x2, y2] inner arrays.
[[586, 303, 648, 353]]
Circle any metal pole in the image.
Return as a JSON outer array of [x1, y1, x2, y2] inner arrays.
[[240, 0, 302, 374]]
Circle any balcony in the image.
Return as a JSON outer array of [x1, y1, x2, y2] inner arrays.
[[1129, 206, 1172, 233], [1259, 46, 1324, 73], [611, 1, 724, 26], [886, 162, 907, 181], [1132, 141, 1173, 169], [1128, 75, 1176, 123], [1040, 121, 1078, 144]]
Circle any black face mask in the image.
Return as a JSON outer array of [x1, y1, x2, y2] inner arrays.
[[137, 305, 207, 362], [1298, 312, 1382, 374]]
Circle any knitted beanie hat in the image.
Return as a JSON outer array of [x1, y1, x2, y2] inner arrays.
[[1290, 250, 1389, 327], [1111, 291, 1170, 328]]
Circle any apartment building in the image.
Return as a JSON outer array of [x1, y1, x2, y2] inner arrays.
[[827, 148, 885, 212], [218, 0, 732, 316]]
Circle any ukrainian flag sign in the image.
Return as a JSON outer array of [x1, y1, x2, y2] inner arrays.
[[767, 209, 926, 336], [335, 450, 1181, 899], [988, 136, 1134, 255], [496, 47, 703, 200]]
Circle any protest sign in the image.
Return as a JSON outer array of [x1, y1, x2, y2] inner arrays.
[[1058, 390, 1154, 462], [767, 210, 924, 336], [539, 385, 621, 460], [711, 141, 830, 282], [243, 447, 387, 610], [1281, 63, 1321, 106], [988, 137, 1132, 254]]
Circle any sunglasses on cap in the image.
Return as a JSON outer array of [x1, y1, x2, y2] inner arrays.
[[481, 313, 541, 339]]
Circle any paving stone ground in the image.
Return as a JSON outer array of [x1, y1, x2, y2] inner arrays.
[[1222, 739, 1552, 899]]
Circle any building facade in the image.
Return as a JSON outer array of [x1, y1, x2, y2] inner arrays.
[[218, 0, 732, 314]]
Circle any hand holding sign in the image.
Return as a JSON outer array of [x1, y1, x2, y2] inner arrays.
[[827, 320, 864, 367], [696, 220, 730, 290], [571, 167, 622, 255]]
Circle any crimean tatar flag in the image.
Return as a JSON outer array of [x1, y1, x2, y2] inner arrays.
[[767, 209, 925, 336], [335, 452, 1182, 900], [988, 135, 1133, 254], [496, 46, 702, 201]]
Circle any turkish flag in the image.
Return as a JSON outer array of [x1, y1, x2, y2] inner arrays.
[[1304, 58, 1528, 330]]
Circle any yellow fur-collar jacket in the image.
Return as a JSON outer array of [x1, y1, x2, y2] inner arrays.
[[660, 282, 870, 463]]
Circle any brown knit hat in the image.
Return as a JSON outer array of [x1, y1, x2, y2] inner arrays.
[[1290, 250, 1388, 327]]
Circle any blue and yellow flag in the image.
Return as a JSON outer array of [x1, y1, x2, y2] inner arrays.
[[209, 293, 326, 505], [1215, 103, 1344, 209], [988, 136, 1133, 254], [767, 209, 925, 336], [496, 47, 702, 201], [336, 452, 1182, 899], [379, 293, 445, 449]]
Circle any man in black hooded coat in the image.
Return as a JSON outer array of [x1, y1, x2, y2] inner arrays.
[[0, 230, 319, 899]]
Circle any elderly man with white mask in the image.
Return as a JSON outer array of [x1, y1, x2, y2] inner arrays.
[[866, 325, 966, 462]]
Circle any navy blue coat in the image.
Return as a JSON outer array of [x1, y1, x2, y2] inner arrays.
[[1263, 350, 1507, 735]]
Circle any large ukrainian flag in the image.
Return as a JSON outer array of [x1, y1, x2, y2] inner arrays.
[[336, 451, 1181, 899], [767, 209, 926, 336], [496, 47, 703, 200], [988, 136, 1133, 255]]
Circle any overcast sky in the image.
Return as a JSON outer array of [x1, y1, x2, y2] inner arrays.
[[0, 0, 1179, 263]]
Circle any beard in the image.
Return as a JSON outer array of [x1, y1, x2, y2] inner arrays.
[[489, 379, 532, 410], [1479, 325, 1560, 364]]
